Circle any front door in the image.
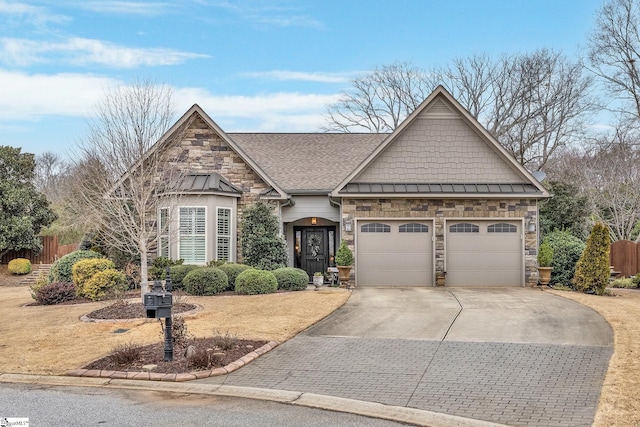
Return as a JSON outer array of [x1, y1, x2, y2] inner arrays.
[[295, 227, 335, 280]]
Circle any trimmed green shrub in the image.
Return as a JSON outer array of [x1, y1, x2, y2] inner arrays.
[[633, 274, 640, 288], [83, 269, 128, 301], [545, 230, 586, 287], [183, 268, 229, 296], [49, 250, 103, 283], [235, 269, 278, 295], [7, 258, 31, 275], [611, 277, 634, 288], [573, 222, 610, 295], [168, 265, 200, 289], [240, 201, 288, 270], [35, 281, 76, 305], [72, 258, 116, 296], [273, 267, 309, 291], [537, 240, 553, 267], [335, 240, 353, 266], [150, 256, 184, 280], [218, 263, 252, 289]]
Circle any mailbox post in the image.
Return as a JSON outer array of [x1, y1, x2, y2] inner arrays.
[[143, 268, 173, 361]]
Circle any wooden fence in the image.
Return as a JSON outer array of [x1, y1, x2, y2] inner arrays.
[[610, 240, 640, 277], [1, 236, 77, 265]]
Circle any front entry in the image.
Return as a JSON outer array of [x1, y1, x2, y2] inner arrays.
[[294, 226, 336, 280]]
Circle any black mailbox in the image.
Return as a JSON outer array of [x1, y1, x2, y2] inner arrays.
[[143, 280, 172, 319]]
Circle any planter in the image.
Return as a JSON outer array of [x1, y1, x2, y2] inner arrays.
[[537, 267, 553, 286], [313, 275, 324, 287], [337, 266, 352, 287]]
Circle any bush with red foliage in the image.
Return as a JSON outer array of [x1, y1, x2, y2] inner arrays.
[[35, 281, 76, 305]]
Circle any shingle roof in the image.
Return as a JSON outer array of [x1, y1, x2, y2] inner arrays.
[[229, 133, 387, 192], [340, 183, 542, 194]]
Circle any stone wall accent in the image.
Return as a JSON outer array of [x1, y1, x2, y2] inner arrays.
[[341, 198, 539, 287]]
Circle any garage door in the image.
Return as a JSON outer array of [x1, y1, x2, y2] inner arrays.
[[357, 220, 433, 286], [446, 221, 522, 286]]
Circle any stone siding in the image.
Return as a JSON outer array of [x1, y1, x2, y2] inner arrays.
[[341, 198, 539, 287]]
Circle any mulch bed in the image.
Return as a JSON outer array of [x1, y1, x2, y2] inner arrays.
[[84, 300, 197, 319], [83, 336, 268, 374]]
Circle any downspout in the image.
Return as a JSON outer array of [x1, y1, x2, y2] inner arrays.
[[279, 196, 295, 236], [329, 195, 342, 238]]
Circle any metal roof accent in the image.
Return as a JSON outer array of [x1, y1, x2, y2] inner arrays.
[[179, 173, 242, 194], [340, 183, 542, 194]]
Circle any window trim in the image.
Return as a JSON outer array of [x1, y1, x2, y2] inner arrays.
[[178, 206, 207, 265], [158, 207, 169, 258]]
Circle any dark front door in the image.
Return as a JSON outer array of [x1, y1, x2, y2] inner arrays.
[[302, 228, 327, 280]]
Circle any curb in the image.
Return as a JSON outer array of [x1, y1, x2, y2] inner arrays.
[[65, 341, 279, 382], [0, 373, 512, 427]]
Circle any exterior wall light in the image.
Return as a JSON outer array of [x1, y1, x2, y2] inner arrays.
[[344, 219, 352, 232], [311, 217, 317, 225], [527, 218, 536, 233]]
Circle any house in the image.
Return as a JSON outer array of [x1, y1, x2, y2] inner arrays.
[[153, 86, 549, 287]]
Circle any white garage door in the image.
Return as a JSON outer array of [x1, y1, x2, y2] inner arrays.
[[446, 220, 522, 286], [357, 220, 433, 286]]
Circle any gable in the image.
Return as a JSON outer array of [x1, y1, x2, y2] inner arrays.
[[353, 96, 524, 184]]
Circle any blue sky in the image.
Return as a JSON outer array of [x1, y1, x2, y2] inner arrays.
[[1, 0, 604, 157]]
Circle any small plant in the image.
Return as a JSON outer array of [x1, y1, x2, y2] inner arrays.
[[573, 222, 611, 295], [537, 240, 553, 267], [49, 250, 103, 283], [168, 265, 200, 289], [186, 346, 211, 370], [34, 281, 76, 305], [335, 240, 353, 266], [235, 269, 278, 295], [107, 342, 141, 366], [632, 273, 640, 288], [82, 269, 128, 301], [183, 267, 229, 296], [212, 330, 237, 351], [207, 259, 227, 268], [162, 316, 192, 349], [610, 277, 634, 288], [218, 263, 252, 289], [8, 258, 31, 275], [314, 272, 323, 277], [29, 270, 49, 300], [150, 256, 184, 280], [272, 267, 309, 291]]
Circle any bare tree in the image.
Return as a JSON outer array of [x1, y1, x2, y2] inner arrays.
[[71, 80, 187, 295], [589, 0, 640, 122], [34, 152, 71, 203], [323, 52, 593, 170]]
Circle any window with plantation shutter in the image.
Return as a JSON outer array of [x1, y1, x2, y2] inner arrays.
[[159, 207, 169, 258], [179, 207, 206, 264], [217, 207, 231, 261]]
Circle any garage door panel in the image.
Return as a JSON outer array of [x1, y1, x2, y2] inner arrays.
[[357, 220, 433, 286], [446, 221, 522, 286]]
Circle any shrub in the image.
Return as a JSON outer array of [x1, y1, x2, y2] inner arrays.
[[35, 281, 76, 305], [218, 263, 252, 289], [633, 274, 640, 288], [49, 250, 102, 283], [240, 201, 288, 270], [573, 222, 610, 295], [611, 277, 635, 288], [8, 258, 31, 275], [235, 269, 278, 295], [183, 268, 229, 296], [335, 240, 353, 266], [150, 256, 184, 280], [29, 271, 50, 300], [273, 267, 309, 291], [211, 330, 237, 350], [545, 230, 586, 287], [168, 265, 200, 289], [537, 240, 553, 267], [83, 269, 128, 301], [107, 342, 141, 366], [72, 258, 116, 296]]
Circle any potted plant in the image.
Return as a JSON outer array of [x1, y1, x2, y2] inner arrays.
[[313, 272, 324, 288], [537, 240, 554, 286], [335, 240, 353, 285]]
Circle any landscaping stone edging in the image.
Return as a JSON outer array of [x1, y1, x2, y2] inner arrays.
[[66, 341, 279, 382]]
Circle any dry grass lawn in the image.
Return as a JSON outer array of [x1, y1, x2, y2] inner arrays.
[[0, 272, 350, 375], [548, 288, 640, 427]]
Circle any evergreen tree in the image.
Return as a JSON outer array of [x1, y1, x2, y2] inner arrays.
[[573, 222, 610, 295], [240, 201, 288, 270]]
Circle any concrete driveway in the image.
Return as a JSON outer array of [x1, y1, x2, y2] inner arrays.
[[200, 287, 613, 426]]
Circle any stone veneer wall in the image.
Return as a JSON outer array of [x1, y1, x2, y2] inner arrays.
[[161, 115, 272, 261], [341, 198, 539, 287]]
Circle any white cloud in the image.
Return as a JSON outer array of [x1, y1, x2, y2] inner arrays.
[[0, 37, 209, 68], [75, 1, 172, 16], [0, 0, 69, 26], [0, 69, 120, 120], [242, 70, 352, 84]]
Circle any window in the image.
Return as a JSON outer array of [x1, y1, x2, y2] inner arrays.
[[399, 223, 429, 233], [159, 207, 169, 258], [360, 223, 391, 233], [179, 207, 206, 264], [216, 207, 232, 261], [488, 223, 517, 233], [449, 223, 479, 233]]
